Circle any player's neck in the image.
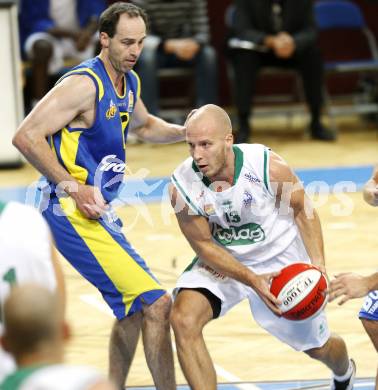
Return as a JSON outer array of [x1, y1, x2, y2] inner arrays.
[[17, 343, 64, 368], [98, 53, 124, 94], [210, 150, 235, 187]]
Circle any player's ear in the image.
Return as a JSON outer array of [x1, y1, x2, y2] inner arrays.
[[225, 133, 233, 145], [100, 32, 110, 49]]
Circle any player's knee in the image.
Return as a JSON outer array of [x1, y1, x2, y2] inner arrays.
[[305, 334, 346, 361], [143, 293, 172, 323], [304, 336, 333, 360], [305, 345, 325, 360], [170, 306, 202, 339]]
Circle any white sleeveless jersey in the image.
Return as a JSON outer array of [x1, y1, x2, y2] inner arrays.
[[172, 144, 308, 271], [0, 201, 56, 382], [0, 364, 104, 390]]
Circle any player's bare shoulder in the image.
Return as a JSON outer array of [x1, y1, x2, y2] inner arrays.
[[53, 74, 96, 106], [269, 150, 296, 184], [55, 74, 97, 128]]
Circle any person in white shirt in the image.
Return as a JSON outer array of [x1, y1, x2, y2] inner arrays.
[[0, 200, 64, 382], [169, 104, 355, 390]]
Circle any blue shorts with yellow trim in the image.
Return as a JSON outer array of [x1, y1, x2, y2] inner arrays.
[[42, 195, 166, 320], [359, 290, 378, 321]]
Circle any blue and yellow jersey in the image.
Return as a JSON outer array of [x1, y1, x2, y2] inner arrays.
[[49, 57, 141, 203]]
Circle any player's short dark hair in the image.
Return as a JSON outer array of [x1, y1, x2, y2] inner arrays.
[[99, 2, 148, 38]]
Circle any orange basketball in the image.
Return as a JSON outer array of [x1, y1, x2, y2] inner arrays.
[[270, 263, 328, 321]]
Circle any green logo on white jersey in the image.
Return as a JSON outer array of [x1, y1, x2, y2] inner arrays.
[[212, 223, 265, 246]]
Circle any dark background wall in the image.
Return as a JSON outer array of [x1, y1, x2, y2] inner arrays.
[[207, 0, 378, 106]]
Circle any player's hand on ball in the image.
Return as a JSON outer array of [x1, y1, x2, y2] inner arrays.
[[252, 271, 282, 316], [270, 263, 328, 321]]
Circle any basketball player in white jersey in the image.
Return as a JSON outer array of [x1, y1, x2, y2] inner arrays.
[[329, 164, 378, 389], [0, 200, 64, 382], [169, 105, 355, 390], [0, 284, 116, 390]]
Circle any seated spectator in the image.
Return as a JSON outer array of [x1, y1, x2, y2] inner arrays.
[[229, 0, 335, 142], [19, 0, 106, 108], [0, 284, 116, 390], [130, 0, 218, 117]]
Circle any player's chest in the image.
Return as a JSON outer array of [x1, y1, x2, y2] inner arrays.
[[201, 181, 272, 226]]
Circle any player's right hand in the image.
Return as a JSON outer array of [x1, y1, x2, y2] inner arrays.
[[70, 184, 108, 219], [252, 272, 282, 316], [329, 272, 369, 305]]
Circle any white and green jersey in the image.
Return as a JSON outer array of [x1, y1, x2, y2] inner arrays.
[[171, 144, 308, 272], [0, 364, 104, 390], [0, 201, 55, 382]]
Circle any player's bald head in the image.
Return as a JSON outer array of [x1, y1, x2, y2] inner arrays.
[[185, 104, 232, 138], [2, 284, 63, 355]]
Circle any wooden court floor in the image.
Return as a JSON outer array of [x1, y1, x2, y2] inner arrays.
[[0, 119, 377, 387]]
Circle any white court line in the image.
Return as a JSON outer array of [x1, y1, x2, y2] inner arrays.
[[80, 294, 261, 390], [354, 382, 375, 388], [327, 222, 356, 230], [80, 294, 113, 316], [214, 364, 260, 390]]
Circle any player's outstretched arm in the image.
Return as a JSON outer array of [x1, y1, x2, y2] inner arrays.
[[129, 99, 185, 143], [169, 184, 281, 315], [329, 272, 378, 305]]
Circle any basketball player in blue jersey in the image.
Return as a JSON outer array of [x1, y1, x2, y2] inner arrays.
[[330, 164, 378, 389], [13, 3, 184, 389], [169, 104, 355, 390]]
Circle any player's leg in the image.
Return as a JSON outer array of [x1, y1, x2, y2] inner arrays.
[[304, 334, 354, 382], [170, 288, 219, 390], [43, 198, 171, 388], [141, 293, 175, 390], [359, 291, 378, 390], [361, 319, 378, 390], [362, 319, 378, 351], [109, 312, 142, 387]]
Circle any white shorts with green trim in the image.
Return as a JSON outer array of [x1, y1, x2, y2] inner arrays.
[[173, 240, 331, 351]]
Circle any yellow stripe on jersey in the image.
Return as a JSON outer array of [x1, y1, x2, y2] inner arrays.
[[49, 135, 57, 158], [56, 68, 105, 101], [60, 127, 88, 184], [58, 197, 162, 316], [130, 70, 141, 99]]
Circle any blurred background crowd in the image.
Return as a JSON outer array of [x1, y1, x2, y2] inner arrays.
[[17, 0, 378, 142]]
